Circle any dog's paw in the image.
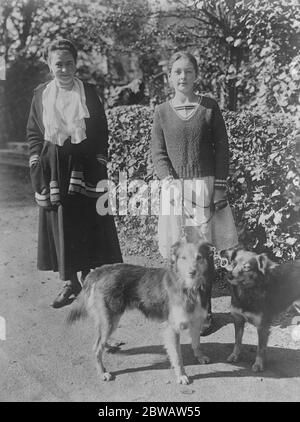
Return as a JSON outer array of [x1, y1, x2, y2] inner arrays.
[[102, 371, 113, 381], [177, 374, 190, 385], [252, 358, 264, 372], [106, 342, 124, 354], [227, 352, 240, 363], [196, 354, 210, 365]]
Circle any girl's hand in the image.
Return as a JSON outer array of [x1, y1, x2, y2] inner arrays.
[[162, 175, 174, 187], [161, 175, 181, 206]]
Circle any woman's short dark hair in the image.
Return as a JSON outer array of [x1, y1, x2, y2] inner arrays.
[[168, 51, 198, 76], [44, 39, 77, 62]]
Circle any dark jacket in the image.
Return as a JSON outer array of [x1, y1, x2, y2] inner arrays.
[[27, 81, 108, 207]]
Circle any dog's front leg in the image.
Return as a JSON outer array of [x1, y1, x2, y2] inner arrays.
[[252, 325, 270, 372], [189, 320, 210, 364], [94, 333, 113, 381], [163, 325, 189, 385], [227, 315, 245, 363]]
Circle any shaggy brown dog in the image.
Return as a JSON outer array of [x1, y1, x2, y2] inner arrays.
[[67, 240, 215, 384], [226, 249, 300, 372]]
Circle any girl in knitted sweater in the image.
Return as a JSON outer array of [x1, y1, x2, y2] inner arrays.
[[151, 51, 238, 332]]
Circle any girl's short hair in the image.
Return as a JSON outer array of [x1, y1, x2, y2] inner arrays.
[[44, 39, 77, 62], [168, 51, 198, 76]]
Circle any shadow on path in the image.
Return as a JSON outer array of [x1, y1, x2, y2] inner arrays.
[[108, 312, 300, 381]]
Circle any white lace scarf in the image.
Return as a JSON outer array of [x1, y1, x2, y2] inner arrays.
[[42, 77, 90, 146]]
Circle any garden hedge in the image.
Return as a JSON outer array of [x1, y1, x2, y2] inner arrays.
[[106, 105, 299, 261]]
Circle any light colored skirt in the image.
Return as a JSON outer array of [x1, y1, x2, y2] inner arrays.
[[158, 176, 238, 259]]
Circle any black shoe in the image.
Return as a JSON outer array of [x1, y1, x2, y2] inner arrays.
[[51, 281, 82, 309], [285, 306, 300, 318], [200, 314, 214, 336]]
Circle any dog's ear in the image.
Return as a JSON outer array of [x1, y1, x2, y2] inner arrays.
[[256, 253, 278, 275], [256, 253, 271, 275]]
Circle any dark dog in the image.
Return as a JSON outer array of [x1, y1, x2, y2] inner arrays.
[[67, 240, 214, 384], [226, 249, 300, 372]]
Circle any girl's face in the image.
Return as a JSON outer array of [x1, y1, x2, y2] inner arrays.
[[48, 50, 76, 85], [169, 57, 197, 95]]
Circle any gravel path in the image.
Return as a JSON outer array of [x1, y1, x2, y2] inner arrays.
[[0, 166, 299, 402]]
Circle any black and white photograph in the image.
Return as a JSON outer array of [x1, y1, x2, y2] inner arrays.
[[0, 0, 299, 404]]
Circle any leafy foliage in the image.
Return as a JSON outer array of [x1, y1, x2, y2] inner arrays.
[[1, 0, 299, 144], [107, 104, 299, 261], [156, 0, 300, 115], [0, 0, 107, 144], [225, 111, 299, 260], [106, 105, 159, 257], [87, 0, 299, 115]]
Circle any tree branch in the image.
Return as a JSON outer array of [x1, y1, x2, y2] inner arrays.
[[201, 7, 230, 36], [17, 0, 38, 52]]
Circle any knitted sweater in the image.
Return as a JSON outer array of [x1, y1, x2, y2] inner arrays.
[[151, 96, 229, 189]]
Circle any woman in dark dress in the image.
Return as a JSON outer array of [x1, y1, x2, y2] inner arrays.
[[27, 39, 122, 308]]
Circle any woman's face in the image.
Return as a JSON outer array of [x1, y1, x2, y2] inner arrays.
[[48, 50, 76, 86], [169, 57, 197, 95]]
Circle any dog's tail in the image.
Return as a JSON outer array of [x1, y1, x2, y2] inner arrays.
[[66, 291, 88, 324]]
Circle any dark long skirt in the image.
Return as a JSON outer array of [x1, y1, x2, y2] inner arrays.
[[37, 194, 122, 280]]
